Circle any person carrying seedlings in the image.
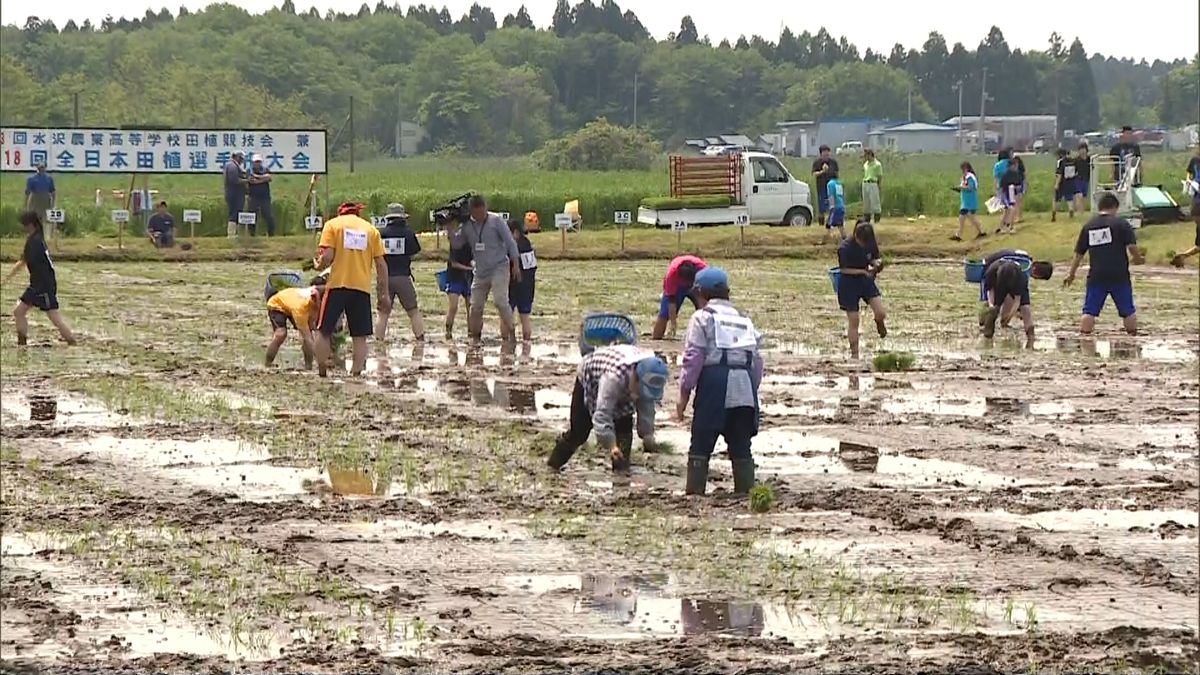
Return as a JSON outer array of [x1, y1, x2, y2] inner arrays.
[[547, 344, 668, 475], [5, 211, 76, 346], [374, 203, 425, 342], [822, 170, 847, 243], [443, 220, 474, 340], [1051, 148, 1078, 222], [652, 254, 707, 339], [265, 280, 325, 368], [675, 267, 763, 496], [313, 202, 389, 377], [837, 221, 887, 359], [1064, 192, 1143, 336], [507, 218, 537, 343], [979, 250, 1036, 341], [951, 161, 984, 241]]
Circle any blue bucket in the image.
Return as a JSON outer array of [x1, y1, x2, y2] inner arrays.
[[828, 267, 841, 293], [435, 270, 449, 293], [964, 260, 985, 284], [579, 313, 637, 355], [264, 270, 304, 301]]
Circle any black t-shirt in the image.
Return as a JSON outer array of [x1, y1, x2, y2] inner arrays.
[[983, 249, 1018, 268], [812, 157, 839, 195], [446, 235, 474, 285], [248, 168, 271, 200], [837, 238, 874, 270], [23, 233, 55, 291], [378, 220, 420, 277], [999, 165, 1022, 189], [1109, 141, 1141, 180], [1074, 156, 1091, 183], [1074, 214, 1137, 284], [511, 234, 536, 291], [984, 258, 1028, 300], [1014, 160, 1026, 183], [148, 213, 175, 233]]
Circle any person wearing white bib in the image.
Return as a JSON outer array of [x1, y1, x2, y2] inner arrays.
[[507, 218, 537, 343], [374, 203, 425, 342], [675, 267, 763, 496]]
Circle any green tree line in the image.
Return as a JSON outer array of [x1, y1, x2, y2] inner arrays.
[[1, 2, 1195, 157]]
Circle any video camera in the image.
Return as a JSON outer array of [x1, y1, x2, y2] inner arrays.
[[432, 193, 472, 227]]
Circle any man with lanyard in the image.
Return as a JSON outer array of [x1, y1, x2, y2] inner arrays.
[[313, 202, 389, 377], [374, 203, 425, 342], [861, 149, 883, 223], [546, 344, 668, 475], [675, 268, 763, 496], [811, 146, 839, 228], [1109, 126, 1141, 186], [460, 194, 520, 342]]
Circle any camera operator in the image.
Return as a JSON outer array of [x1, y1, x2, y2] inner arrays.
[[461, 194, 520, 342]]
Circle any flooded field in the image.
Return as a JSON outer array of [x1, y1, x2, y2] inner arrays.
[[1, 259, 1197, 674]]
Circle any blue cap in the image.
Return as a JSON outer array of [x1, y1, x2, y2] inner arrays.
[[694, 267, 729, 291], [635, 356, 668, 402]]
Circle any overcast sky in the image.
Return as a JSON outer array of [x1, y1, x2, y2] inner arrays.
[[4, 0, 1197, 62]]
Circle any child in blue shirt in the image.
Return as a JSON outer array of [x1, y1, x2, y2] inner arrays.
[[952, 161, 984, 241], [837, 220, 887, 359], [821, 172, 846, 244]]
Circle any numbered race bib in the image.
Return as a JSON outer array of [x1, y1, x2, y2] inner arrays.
[[519, 250, 537, 270], [343, 228, 368, 251], [1064, 165, 1076, 179], [1087, 227, 1113, 247], [382, 237, 405, 255], [712, 314, 758, 351]]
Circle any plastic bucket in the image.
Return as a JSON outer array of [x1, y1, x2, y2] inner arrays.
[[828, 267, 841, 293], [964, 260, 985, 284], [264, 270, 303, 301], [435, 270, 449, 293], [579, 313, 637, 355]]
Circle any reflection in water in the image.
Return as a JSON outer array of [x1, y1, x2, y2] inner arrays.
[[28, 394, 58, 422], [326, 465, 395, 497], [574, 575, 765, 637], [837, 441, 879, 473], [680, 599, 764, 637]]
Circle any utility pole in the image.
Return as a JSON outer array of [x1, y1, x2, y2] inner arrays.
[[212, 96, 218, 128], [907, 84, 912, 122], [395, 89, 402, 157], [73, 92, 80, 127], [978, 67, 988, 153], [349, 95, 355, 174], [953, 79, 964, 153], [632, 71, 639, 128]]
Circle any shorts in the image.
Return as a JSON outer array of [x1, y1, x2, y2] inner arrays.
[[445, 279, 471, 298], [837, 276, 881, 312], [959, 208, 977, 216], [318, 288, 373, 337], [20, 287, 58, 312], [388, 275, 418, 312], [657, 288, 696, 319], [1074, 180, 1089, 197], [510, 278, 536, 315], [827, 207, 845, 229], [1055, 185, 1074, 202], [268, 309, 297, 331], [1083, 282, 1135, 318], [1000, 185, 1018, 208]]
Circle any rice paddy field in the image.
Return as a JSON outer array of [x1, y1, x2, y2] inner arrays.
[[0, 151, 1194, 237], [1, 245, 1198, 674]]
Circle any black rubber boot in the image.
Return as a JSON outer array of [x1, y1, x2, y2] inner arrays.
[[547, 441, 575, 471], [611, 449, 631, 475], [732, 459, 756, 495], [685, 456, 710, 496]]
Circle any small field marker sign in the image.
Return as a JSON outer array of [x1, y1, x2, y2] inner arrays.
[[182, 209, 202, 224], [614, 210, 631, 224]]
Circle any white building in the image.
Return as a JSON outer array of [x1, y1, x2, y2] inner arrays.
[[868, 122, 959, 153]]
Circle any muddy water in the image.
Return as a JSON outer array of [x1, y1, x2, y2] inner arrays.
[[1, 393, 132, 428]]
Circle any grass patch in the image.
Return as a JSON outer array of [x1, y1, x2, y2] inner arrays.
[[872, 351, 917, 372]]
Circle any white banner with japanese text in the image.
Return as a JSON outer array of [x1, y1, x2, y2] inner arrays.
[[0, 128, 327, 174]]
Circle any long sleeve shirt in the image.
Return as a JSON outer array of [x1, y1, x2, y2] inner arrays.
[[579, 344, 656, 447], [679, 300, 763, 408]]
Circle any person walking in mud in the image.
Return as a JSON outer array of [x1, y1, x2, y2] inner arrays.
[[461, 195, 520, 342], [1063, 192, 1143, 336], [675, 267, 763, 496], [374, 203, 425, 342], [547, 344, 668, 475], [837, 221, 887, 359], [313, 202, 389, 377], [5, 211, 76, 346], [652, 254, 707, 339]]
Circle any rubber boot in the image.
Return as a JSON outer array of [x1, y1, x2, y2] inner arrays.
[[732, 459, 756, 495], [227, 221, 237, 238], [685, 456, 710, 496], [547, 441, 575, 471], [611, 447, 631, 475]]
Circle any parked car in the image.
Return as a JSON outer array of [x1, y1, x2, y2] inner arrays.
[[836, 140, 863, 155], [639, 152, 813, 228]]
